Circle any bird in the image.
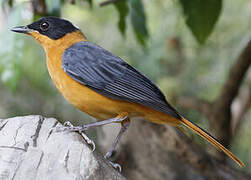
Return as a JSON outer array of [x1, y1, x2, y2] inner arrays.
[[11, 16, 245, 169]]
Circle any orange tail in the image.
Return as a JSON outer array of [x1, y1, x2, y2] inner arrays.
[[180, 117, 245, 167]]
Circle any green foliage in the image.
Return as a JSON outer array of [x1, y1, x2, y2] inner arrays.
[[114, 0, 129, 36], [129, 0, 149, 46], [113, 0, 148, 46], [179, 0, 222, 44]]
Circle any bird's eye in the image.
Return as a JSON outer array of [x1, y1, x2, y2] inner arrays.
[[40, 22, 50, 31]]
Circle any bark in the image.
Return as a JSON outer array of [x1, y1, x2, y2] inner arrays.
[[0, 115, 126, 180], [114, 120, 251, 180]]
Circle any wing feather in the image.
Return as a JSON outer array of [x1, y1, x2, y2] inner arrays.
[[62, 41, 180, 119]]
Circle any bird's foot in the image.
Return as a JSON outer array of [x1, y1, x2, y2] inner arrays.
[[63, 121, 74, 127], [104, 150, 121, 172], [54, 121, 95, 151], [108, 161, 122, 172], [79, 131, 96, 152]]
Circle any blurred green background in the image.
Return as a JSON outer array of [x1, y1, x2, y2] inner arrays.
[[0, 0, 250, 173]]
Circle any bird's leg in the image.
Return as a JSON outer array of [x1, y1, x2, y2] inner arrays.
[[105, 118, 130, 172], [58, 116, 127, 132], [104, 119, 130, 159], [54, 115, 128, 152]]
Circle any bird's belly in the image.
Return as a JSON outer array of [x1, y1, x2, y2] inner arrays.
[[58, 77, 118, 119], [47, 64, 132, 120]]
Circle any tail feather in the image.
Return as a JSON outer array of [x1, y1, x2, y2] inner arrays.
[[180, 117, 245, 167]]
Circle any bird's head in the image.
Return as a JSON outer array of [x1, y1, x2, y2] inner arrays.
[[11, 16, 86, 51]]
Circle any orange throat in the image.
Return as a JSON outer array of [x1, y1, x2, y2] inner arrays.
[[28, 30, 87, 53]]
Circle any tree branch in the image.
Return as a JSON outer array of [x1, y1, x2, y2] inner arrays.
[[216, 39, 251, 110]]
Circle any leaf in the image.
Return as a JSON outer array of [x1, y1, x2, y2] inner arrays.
[[179, 0, 222, 44], [129, 0, 149, 46], [114, 0, 129, 35]]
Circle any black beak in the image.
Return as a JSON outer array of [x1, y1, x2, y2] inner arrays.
[[11, 26, 31, 33]]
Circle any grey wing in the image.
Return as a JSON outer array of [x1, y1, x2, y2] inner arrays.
[[62, 41, 180, 119]]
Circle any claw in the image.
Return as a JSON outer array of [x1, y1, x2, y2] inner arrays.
[[108, 161, 122, 172], [63, 121, 73, 127], [80, 131, 96, 151], [52, 121, 74, 132], [104, 151, 121, 172]]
